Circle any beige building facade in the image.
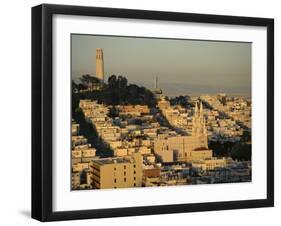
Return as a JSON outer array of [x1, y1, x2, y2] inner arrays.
[[90, 153, 143, 189]]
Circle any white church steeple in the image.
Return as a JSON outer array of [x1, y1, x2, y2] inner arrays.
[[192, 101, 207, 137]]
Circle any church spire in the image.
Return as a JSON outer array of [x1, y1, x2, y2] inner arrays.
[[199, 101, 203, 115], [192, 101, 207, 136], [194, 101, 198, 115]]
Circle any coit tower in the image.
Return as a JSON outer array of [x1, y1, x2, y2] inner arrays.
[[95, 48, 104, 81]]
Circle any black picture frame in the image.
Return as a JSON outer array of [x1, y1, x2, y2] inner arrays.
[[32, 4, 274, 222]]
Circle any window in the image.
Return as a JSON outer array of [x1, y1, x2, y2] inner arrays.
[[134, 183, 136, 187], [124, 171, 126, 176], [133, 164, 136, 168], [114, 179, 117, 183], [124, 165, 126, 169], [124, 178, 126, 182], [114, 167, 116, 171], [134, 177, 136, 180], [134, 170, 136, 174]]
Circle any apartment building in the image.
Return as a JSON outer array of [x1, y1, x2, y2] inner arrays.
[[90, 153, 143, 189]]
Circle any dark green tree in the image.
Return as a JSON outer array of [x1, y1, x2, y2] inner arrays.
[[230, 143, 251, 161], [117, 75, 128, 89], [80, 74, 100, 87]]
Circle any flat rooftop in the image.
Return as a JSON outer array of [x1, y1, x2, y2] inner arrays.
[[92, 157, 131, 166]]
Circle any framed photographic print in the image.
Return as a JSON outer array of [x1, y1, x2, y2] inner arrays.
[[32, 4, 274, 221]]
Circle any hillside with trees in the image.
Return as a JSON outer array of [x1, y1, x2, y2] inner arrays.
[[72, 74, 156, 117]]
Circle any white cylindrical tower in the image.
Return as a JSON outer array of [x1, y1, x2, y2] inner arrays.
[[95, 48, 104, 81]]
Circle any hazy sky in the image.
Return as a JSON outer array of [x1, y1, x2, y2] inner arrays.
[[71, 34, 251, 96]]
